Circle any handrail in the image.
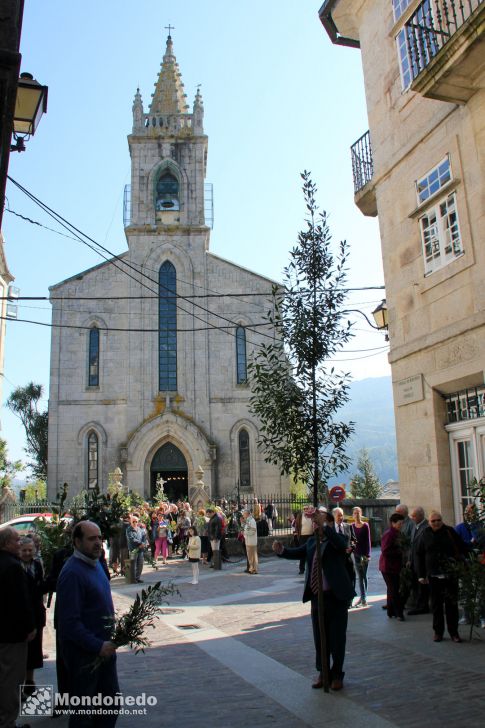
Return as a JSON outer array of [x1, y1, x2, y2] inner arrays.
[[404, 0, 483, 81], [350, 131, 374, 193]]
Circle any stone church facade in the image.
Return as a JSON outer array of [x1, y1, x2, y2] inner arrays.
[[47, 35, 289, 504]]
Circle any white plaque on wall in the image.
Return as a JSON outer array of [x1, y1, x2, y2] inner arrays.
[[396, 374, 424, 406]]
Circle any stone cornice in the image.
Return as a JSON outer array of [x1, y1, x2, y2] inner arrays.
[[389, 308, 485, 364], [125, 224, 209, 235]]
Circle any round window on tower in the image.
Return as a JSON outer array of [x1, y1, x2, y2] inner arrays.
[[156, 172, 180, 211]]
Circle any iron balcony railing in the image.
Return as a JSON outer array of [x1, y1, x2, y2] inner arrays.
[[445, 385, 485, 423], [405, 0, 483, 82], [351, 130, 374, 193]]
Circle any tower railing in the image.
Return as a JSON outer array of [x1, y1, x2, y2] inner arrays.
[[350, 131, 374, 194], [123, 185, 131, 228], [404, 0, 483, 82], [204, 182, 214, 229]]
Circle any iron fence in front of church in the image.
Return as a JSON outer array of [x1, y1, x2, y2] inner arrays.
[[212, 493, 397, 543], [0, 500, 51, 524]]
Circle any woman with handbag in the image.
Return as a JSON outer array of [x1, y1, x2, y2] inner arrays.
[[351, 506, 371, 607]]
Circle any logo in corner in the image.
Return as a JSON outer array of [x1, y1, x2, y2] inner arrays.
[[20, 684, 54, 716]]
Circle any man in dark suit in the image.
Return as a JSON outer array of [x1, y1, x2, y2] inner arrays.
[[0, 526, 36, 728], [417, 510, 468, 642], [407, 506, 429, 615], [332, 507, 351, 542], [273, 508, 355, 691], [333, 507, 356, 603]]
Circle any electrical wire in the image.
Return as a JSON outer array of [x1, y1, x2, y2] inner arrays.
[[1, 315, 390, 361], [5, 181, 389, 356], [0, 315, 273, 333], [6, 177, 277, 344], [4, 205, 386, 301]]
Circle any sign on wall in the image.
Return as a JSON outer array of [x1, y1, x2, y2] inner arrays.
[[395, 374, 424, 406]]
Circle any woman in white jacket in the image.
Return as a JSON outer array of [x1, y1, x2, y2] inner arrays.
[[187, 526, 201, 584], [242, 509, 258, 574]]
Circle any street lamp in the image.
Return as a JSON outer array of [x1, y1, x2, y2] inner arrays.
[[10, 72, 48, 152], [372, 299, 389, 340]]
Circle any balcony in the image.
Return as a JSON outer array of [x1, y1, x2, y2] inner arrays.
[[351, 131, 377, 217], [405, 0, 485, 103]]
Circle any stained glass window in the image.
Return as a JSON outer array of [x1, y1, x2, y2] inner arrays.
[[87, 432, 99, 489], [239, 429, 251, 487], [236, 326, 247, 384], [159, 261, 177, 391], [88, 327, 99, 386]]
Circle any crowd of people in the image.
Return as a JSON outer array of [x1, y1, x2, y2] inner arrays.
[[105, 498, 280, 582], [0, 495, 483, 725], [278, 500, 484, 691], [378, 502, 485, 643]]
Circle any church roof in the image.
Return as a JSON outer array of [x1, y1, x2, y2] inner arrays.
[[149, 34, 189, 116], [49, 251, 129, 291]]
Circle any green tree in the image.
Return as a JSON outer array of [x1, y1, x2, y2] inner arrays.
[[450, 478, 485, 641], [289, 471, 308, 500], [7, 382, 48, 480], [248, 171, 354, 506], [24, 478, 47, 502], [0, 437, 22, 489], [350, 448, 382, 499]]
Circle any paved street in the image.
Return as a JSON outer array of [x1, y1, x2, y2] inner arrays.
[[26, 549, 484, 727]]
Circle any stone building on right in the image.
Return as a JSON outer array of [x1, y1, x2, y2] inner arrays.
[[319, 0, 485, 521]]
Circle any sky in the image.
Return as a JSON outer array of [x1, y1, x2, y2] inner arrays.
[[1, 0, 390, 471]]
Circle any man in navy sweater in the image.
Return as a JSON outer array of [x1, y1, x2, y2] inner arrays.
[[57, 521, 119, 726]]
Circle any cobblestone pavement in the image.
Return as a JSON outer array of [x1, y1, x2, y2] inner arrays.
[[25, 548, 484, 727]]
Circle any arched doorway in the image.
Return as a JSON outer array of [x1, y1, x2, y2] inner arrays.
[[150, 442, 188, 502]]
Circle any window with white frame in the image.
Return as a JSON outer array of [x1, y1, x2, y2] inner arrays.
[[447, 421, 485, 520], [419, 191, 463, 275], [392, 0, 412, 20], [395, 0, 436, 91], [416, 157, 451, 203]]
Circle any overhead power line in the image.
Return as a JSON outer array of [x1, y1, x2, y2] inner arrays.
[[1, 315, 390, 360], [6, 176, 280, 344], [4, 204, 386, 299]]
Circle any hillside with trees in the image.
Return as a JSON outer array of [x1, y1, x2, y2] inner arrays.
[[328, 376, 397, 487]]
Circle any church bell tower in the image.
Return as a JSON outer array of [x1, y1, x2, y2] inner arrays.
[[126, 33, 208, 236]]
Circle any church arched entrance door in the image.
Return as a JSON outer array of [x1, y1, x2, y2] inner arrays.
[[150, 442, 188, 502]]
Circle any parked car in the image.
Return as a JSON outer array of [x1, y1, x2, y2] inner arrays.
[[0, 513, 55, 531]]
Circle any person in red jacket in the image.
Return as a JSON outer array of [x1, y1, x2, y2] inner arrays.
[[379, 512, 405, 621]]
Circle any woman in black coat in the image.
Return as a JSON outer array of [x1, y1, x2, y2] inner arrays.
[[19, 536, 46, 693]]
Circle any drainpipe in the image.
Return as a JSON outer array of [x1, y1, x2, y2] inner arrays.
[[318, 0, 361, 49]]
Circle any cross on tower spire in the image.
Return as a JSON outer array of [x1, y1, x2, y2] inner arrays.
[[164, 24, 175, 37]]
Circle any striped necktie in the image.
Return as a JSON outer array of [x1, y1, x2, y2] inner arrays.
[[311, 550, 319, 594]]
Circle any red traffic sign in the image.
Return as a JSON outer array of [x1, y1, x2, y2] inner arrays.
[[329, 485, 346, 502]]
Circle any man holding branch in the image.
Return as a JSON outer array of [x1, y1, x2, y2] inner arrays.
[[273, 507, 354, 691]]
